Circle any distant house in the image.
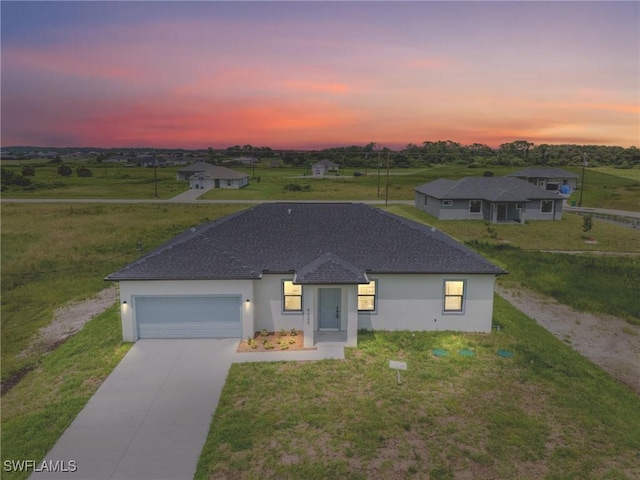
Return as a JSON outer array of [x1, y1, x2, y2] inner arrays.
[[189, 166, 249, 190], [106, 203, 505, 345], [507, 167, 579, 191], [130, 155, 165, 167], [176, 162, 216, 181], [312, 159, 340, 177], [227, 156, 259, 165], [414, 177, 564, 223]]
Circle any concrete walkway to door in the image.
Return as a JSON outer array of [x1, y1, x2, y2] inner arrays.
[[30, 339, 237, 480]]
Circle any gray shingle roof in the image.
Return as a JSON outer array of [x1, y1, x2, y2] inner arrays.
[[180, 163, 247, 179], [507, 167, 579, 178], [414, 177, 562, 202], [105, 203, 505, 282], [294, 252, 369, 284]]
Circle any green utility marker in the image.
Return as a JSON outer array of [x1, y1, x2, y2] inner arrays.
[[497, 350, 514, 358], [432, 349, 448, 357]]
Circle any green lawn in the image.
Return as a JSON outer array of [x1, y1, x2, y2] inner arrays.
[[1, 307, 131, 480], [0, 203, 249, 383], [1, 163, 187, 199], [384, 205, 640, 253], [195, 296, 640, 480], [567, 168, 640, 211], [473, 243, 640, 324]]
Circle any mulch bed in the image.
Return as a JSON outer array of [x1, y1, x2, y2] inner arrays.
[[236, 331, 315, 353]]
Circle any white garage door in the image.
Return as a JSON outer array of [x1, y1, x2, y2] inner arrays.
[[135, 296, 241, 339]]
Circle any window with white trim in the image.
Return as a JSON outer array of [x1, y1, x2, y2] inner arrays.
[[541, 200, 553, 214], [283, 281, 302, 312], [358, 280, 377, 311], [443, 280, 465, 313], [442, 200, 453, 207], [469, 200, 482, 214]]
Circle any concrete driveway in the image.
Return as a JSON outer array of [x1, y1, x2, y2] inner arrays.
[[30, 339, 238, 480]]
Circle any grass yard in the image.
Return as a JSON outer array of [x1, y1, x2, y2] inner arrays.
[[384, 205, 640, 253], [1, 163, 187, 199], [1, 306, 130, 480], [472, 243, 640, 324], [566, 168, 640, 211], [0, 203, 249, 383], [195, 296, 640, 480]]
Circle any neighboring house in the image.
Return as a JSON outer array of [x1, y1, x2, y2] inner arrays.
[[235, 156, 259, 165], [507, 167, 579, 191], [175, 162, 216, 181], [312, 159, 340, 176], [106, 203, 506, 347], [189, 166, 249, 189], [414, 177, 564, 223]]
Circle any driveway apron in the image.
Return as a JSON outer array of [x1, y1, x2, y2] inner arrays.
[[30, 339, 238, 480]]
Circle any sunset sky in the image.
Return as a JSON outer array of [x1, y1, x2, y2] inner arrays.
[[1, 1, 638, 150]]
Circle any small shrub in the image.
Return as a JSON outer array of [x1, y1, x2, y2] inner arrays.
[[57, 164, 72, 177], [288, 337, 296, 345], [76, 166, 93, 177], [264, 342, 275, 350], [289, 328, 298, 336], [21, 166, 35, 176], [260, 329, 269, 337], [279, 329, 287, 337], [483, 170, 494, 177], [582, 214, 593, 235]]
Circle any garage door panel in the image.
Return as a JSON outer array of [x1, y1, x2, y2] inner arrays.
[[135, 296, 241, 339]]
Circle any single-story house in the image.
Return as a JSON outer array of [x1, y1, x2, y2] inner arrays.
[[414, 177, 564, 223], [312, 159, 340, 176], [507, 167, 579, 191], [106, 203, 506, 347], [188, 166, 249, 189], [176, 162, 216, 181]]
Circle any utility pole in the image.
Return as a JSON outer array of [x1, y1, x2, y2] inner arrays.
[[377, 151, 381, 197], [385, 151, 390, 206], [154, 157, 158, 198], [578, 153, 587, 207]]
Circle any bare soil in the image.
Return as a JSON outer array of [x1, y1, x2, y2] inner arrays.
[[236, 331, 312, 353], [19, 286, 118, 359], [497, 284, 640, 395]]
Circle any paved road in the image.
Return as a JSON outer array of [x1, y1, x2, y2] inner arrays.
[[4, 197, 639, 219]]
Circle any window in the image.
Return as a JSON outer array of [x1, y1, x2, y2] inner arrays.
[[442, 200, 453, 207], [516, 203, 524, 209], [541, 200, 553, 214], [469, 200, 482, 214], [358, 280, 377, 311], [423, 195, 428, 206], [227, 180, 232, 186], [443, 280, 465, 312], [283, 281, 302, 311]]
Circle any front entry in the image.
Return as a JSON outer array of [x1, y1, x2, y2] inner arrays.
[[318, 288, 341, 330], [497, 204, 507, 221]]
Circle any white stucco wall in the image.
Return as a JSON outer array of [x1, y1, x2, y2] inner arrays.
[[118, 279, 254, 341], [116, 272, 498, 343], [357, 274, 497, 333]]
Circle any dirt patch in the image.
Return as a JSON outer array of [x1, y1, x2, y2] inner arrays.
[[236, 331, 314, 353], [497, 284, 640, 395], [19, 286, 118, 359]]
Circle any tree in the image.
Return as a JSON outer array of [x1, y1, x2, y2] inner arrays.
[[76, 166, 93, 177], [57, 164, 72, 177], [21, 165, 35, 176], [582, 214, 593, 236]]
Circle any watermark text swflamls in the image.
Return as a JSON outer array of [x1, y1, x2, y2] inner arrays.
[[3, 460, 77, 473]]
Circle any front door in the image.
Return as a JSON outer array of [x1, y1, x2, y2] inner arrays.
[[318, 288, 341, 330], [497, 204, 507, 221], [214, 179, 220, 188]]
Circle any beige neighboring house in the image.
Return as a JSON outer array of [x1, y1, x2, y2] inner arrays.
[[176, 162, 249, 189], [312, 159, 340, 177]]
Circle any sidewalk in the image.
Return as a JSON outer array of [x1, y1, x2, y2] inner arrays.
[[564, 205, 640, 219]]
